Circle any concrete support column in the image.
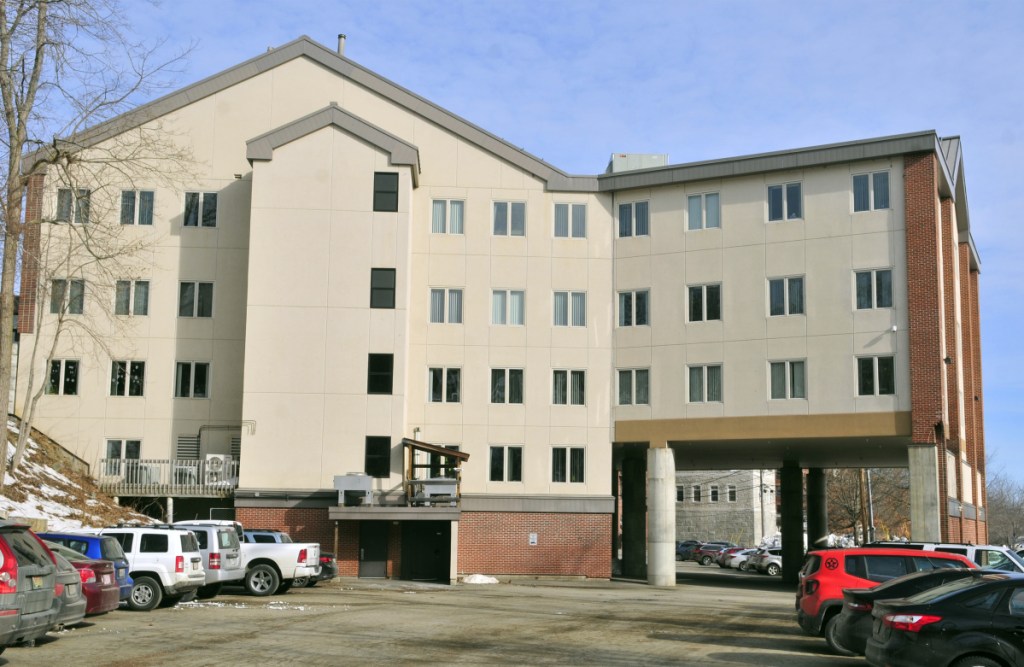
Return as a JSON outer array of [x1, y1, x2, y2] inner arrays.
[[779, 462, 804, 585], [805, 469, 828, 550], [647, 446, 676, 587], [909, 444, 942, 541], [621, 456, 647, 580], [166, 496, 174, 523]]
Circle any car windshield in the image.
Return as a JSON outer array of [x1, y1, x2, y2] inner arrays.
[[100, 537, 126, 561], [991, 549, 1024, 572], [905, 573, 1010, 604]]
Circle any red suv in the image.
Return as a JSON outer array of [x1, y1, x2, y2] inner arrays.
[[796, 547, 974, 655]]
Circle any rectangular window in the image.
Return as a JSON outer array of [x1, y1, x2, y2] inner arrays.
[[431, 199, 464, 234], [692, 485, 702, 502], [174, 361, 210, 398], [491, 290, 525, 325], [855, 269, 893, 309], [688, 365, 723, 403], [370, 269, 396, 309], [50, 279, 85, 315], [727, 485, 737, 502], [767, 182, 802, 221], [56, 188, 90, 223], [184, 192, 217, 227], [770, 360, 806, 399], [105, 439, 141, 476], [46, 360, 79, 395], [373, 173, 399, 212], [554, 203, 587, 238], [687, 192, 721, 231], [493, 201, 526, 236], [428, 367, 461, 403], [489, 445, 523, 482], [178, 282, 213, 317], [491, 368, 524, 404], [115, 280, 150, 316], [710, 485, 720, 503], [853, 171, 890, 212], [552, 447, 584, 483], [367, 354, 394, 395], [858, 356, 896, 396], [617, 201, 650, 237], [110, 361, 146, 397], [429, 288, 463, 324], [121, 190, 155, 225], [618, 290, 650, 326], [617, 369, 650, 405], [688, 284, 721, 322], [365, 436, 391, 478], [769, 277, 805, 316], [553, 291, 586, 327], [552, 369, 585, 405]]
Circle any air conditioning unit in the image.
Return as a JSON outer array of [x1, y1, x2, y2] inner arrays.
[[205, 454, 232, 484]]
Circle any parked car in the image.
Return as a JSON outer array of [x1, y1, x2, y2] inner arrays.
[[692, 541, 737, 566], [38, 531, 133, 601], [241, 529, 323, 593], [727, 548, 759, 571], [749, 547, 783, 575], [91, 526, 205, 611], [796, 547, 975, 656], [0, 520, 58, 653], [834, 566, 982, 656], [44, 541, 120, 616], [866, 540, 1024, 572], [676, 540, 701, 562], [865, 571, 1024, 667], [48, 550, 87, 630], [715, 546, 747, 568], [171, 521, 245, 598], [300, 552, 338, 587]]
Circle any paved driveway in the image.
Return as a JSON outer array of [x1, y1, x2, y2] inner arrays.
[[5, 563, 861, 666]]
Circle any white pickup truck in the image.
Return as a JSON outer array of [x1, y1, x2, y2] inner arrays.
[[174, 521, 320, 596]]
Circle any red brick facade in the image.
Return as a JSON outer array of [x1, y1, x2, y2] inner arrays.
[[234, 507, 612, 579]]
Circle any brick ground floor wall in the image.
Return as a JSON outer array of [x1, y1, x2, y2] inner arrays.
[[946, 515, 986, 545], [235, 507, 336, 557], [458, 511, 612, 579]]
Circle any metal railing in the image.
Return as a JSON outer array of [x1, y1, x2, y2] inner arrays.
[[95, 458, 240, 498]]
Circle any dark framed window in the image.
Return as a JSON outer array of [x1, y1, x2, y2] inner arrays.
[[50, 279, 85, 315], [692, 485, 702, 502], [493, 201, 526, 236], [115, 280, 150, 316], [489, 445, 523, 482], [175, 361, 210, 398], [553, 370, 585, 405], [688, 284, 721, 322], [853, 171, 890, 212], [770, 360, 806, 399], [855, 270, 893, 309], [858, 356, 896, 396], [184, 192, 218, 227], [367, 354, 394, 395], [769, 277, 805, 316], [365, 436, 391, 478], [179, 282, 213, 317], [552, 446, 584, 483], [768, 182, 802, 221], [47, 359, 79, 395], [121, 190, 155, 225], [373, 172, 399, 212], [56, 188, 90, 223], [618, 290, 650, 326], [370, 269, 396, 309], [111, 361, 146, 397], [428, 367, 460, 403], [490, 368, 524, 404]]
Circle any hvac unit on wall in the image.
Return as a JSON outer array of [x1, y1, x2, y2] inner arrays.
[[205, 453, 232, 484]]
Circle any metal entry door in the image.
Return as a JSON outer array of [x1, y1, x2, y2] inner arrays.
[[359, 521, 388, 578]]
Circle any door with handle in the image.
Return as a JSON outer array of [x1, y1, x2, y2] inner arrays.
[[358, 521, 388, 578]]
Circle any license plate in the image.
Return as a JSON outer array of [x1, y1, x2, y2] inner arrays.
[[103, 574, 112, 584], [118, 568, 126, 578], [30, 575, 43, 590], [192, 561, 199, 570]]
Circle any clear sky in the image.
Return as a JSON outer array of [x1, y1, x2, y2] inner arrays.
[[124, 0, 1024, 478]]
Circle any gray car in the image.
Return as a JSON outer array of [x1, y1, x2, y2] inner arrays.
[[0, 521, 58, 653], [751, 547, 783, 575]]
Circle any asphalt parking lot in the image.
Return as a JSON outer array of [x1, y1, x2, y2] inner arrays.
[[4, 562, 862, 666]]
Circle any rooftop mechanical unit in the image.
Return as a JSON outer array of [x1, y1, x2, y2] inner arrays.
[[334, 473, 372, 506]]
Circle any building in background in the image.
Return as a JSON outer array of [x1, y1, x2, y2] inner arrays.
[[676, 470, 777, 547]]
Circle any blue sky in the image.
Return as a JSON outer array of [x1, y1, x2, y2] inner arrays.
[[125, 1, 1024, 478]]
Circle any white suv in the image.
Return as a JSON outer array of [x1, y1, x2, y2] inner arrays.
[[867, 541, 1024, 572], [172, 521, 245, 598], [97, 527, 206, 611]]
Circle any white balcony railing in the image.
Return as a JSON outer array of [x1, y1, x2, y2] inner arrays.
[[95, 458, 239, 498]]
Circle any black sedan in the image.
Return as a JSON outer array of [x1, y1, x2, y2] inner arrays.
[[833, 566, 978, 656], [865, 571, 1024, 667]]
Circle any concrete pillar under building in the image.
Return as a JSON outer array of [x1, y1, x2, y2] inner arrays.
[[647, 446, 676, 587], [621, 455, 647, 580], [166, 496, 174, 523], [780, 462, 804, 585], [909, 444, 942, 541], [806, 469, 828, 550]]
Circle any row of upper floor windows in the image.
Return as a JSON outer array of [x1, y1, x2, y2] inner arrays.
[[49, 279, 216, 318], [46, 358, 210, 399]]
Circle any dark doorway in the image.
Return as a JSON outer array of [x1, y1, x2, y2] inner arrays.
[[401, 521, 451, 583], [358, 521, 389, 578]]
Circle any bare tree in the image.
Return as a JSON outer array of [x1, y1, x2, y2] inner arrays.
[[827, 467, 910, 543], [985, 466, 1024, 546], [0, 0, 191, 490]]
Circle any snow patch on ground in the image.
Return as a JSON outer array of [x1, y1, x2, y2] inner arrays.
[[462, 574, 499, 584]]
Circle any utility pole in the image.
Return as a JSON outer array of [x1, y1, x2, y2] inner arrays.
[[866, 469, 875, 543], [859, 468, 870, 545]]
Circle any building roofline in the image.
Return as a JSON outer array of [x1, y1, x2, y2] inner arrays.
[[246, 103, 421, 186]]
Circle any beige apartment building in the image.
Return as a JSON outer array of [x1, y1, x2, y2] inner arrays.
[[16, 36, 983, 584]]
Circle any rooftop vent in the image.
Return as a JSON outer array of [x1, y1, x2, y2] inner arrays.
[[606, 153, 669, 174]]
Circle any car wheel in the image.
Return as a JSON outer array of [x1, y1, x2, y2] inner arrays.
[[766, 563, 781, 576], [305, 579, 318, 588], [951, 658, 1002, 667], [245, 564, 280, 596], [824, 615, 856, 657], [292, 576, 309, 588], [700, 556, 713, 566], [738, 561, 749, 571], [274, 580, 293, 594], [128, 576, 163, 611], [196, 584, 222, 600]]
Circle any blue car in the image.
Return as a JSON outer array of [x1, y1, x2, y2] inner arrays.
[[38, 532, 133, 602]]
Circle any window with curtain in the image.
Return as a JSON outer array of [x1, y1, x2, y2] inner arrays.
[[553, 369, 585, 405], [687, 192, 721, 231], [770, 360, 806, 399], [618, 201, 650, 237], [855, 269, 893, 309], [430, 288, 463, 323], [121, 190, 155, 225], [492, 290, 525, 325], [56, 188, 91, 223], [493, 201, 526, 236], [618, 368, 650, 405], [853, 171, 890, 212], [491, 368, 524, 404], [554, 203, 587, 238], [688, 284, 721, 322], [768, 277, 805, 316], [553, 291, 586, 327], [688, 365, 723, 402], [432, 199, 464, 234], [858, 356, 895, 396], [50, 279, 85, 315], [115, 280, 150, 316], [768, 182, 802, 221]]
